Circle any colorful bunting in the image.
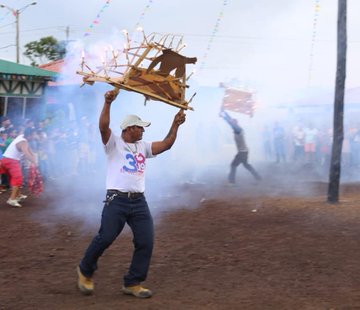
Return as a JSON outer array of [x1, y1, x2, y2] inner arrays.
[[82, 0, 154, 38], [199, 0, 229, 72], [83, 0, 112, 38], [133, 0, 154, 31], [0, 9, 12, 28], [308, 0, 320, 85]]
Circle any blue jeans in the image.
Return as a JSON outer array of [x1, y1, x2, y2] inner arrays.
[[79, 190, 154, 286]]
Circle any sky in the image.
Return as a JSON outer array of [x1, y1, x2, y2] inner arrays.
[[0, 0, 359, 101]]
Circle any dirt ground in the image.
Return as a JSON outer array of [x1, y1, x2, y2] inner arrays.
[[2, 165, 360, 310]]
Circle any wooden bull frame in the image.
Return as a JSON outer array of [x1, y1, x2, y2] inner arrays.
[[76, 31, 197, 110], [221, 86, 256, 117]]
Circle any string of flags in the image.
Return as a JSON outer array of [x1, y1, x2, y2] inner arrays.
[[133, 0, 154, 31], [308, 0, 320, 85], [83, 0, 112, 37], [0, 10, 13, 30], [82, 0, 155, 38], [199, 0, 229, 72]]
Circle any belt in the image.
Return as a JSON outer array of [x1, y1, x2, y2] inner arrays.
[[107, 189, 144, 199]]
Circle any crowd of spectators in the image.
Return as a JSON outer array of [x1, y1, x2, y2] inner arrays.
[[2, 112, 360, 191], [261, 120, 360, 171], [0, 115, 100, 190]]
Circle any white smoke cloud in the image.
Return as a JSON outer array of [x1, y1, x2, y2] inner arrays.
[[23, 1, 360, 228]]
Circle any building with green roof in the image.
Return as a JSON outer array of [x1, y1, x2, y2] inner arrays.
[[0, 59, 57, 120]]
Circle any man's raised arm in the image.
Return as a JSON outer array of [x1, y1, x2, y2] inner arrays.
[[151, 110, 186, 155], [99, 90, 118, 145], [220, 110, 241, 134]]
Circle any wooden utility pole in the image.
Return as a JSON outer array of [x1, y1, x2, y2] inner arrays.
[[327, 0, 347, 203]]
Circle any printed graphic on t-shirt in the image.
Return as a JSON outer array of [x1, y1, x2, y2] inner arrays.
[[121, 152, 146, 174]]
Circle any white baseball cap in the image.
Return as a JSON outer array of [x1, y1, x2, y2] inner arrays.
[[120, 115, 151, 130]]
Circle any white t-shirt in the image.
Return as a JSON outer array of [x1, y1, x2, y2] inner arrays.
[[104, 131, 155, 192], [292, 127, 305, 146], [3, 134, 26, 161], [304, 128, 318, 144]]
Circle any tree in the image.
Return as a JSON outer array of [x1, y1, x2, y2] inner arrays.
[[327, 0, 347, 203], [23, 36, 66, 66]]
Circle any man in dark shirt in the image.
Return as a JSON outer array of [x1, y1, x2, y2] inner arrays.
[[220, 110, 261, 184]]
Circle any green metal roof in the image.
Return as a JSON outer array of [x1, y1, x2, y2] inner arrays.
[[0, 59, 57, 79]]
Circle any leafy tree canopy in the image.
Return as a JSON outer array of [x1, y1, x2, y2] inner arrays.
[[23, 36, 66, 66]]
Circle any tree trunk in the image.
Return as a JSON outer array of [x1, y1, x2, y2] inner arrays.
[[327, 0, 347, 203]]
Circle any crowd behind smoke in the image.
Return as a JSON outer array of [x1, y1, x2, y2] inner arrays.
[[1, 85, 360, 186], [2, 81, 360, 225], [2, 35, 360, 225]]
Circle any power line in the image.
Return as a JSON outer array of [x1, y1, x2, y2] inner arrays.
[[0, 44, 15, 49], [0, 21, 15, 29], [0, 25, 79, 35]]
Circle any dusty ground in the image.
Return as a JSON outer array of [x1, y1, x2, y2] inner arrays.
[[1, 164, 360, 310]]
